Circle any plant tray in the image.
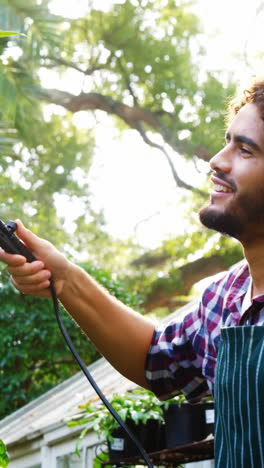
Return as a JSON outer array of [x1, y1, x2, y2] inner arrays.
[[103, 436, 214, 466]]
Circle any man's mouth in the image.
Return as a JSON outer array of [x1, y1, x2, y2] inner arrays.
[[213, 183, 233, 193], [211, 173, 236, 194]]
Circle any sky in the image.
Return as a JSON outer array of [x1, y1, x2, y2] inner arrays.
[[48, 0, 264, 248]]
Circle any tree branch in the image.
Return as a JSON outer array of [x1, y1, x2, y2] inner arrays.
[[45, 55, 111, 76], [143, 254, 233, 312], [134, 121, 207, 197], [116, 56, 139, 106], [37, 87, 210, 194]]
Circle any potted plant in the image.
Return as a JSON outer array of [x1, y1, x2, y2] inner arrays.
[[162, 394, 214, 448], [66, 388, 167, 459], [66, 389, 214, 460]]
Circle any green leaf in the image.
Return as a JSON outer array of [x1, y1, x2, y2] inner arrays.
[[0, 31, 25, 37]]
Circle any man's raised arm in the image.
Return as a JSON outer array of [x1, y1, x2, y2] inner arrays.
[[0, 220, 155, 388]]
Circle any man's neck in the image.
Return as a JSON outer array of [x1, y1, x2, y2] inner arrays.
[[243, 242, 264, 297]]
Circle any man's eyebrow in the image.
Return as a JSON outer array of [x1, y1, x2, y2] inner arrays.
[[225, 131, 261, 152]]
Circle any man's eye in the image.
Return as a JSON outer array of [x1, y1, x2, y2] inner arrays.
[[240, 147, 252, 155]]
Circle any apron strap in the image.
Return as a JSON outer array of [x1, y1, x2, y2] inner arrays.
[[215, 317, 264, 467]]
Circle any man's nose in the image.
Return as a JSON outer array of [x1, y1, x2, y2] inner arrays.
[[209, 145, 232, 173]]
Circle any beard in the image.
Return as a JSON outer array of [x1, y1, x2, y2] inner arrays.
[[199, 206, 243, 238], [199, 190, 264, 240]]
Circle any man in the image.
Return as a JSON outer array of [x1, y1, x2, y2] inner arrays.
[[1, 78, 264, 467]]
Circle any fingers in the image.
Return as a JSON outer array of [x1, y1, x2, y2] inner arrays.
[[10, 267, 51, 285], [15, 219, 39, 249], [5, 257, 52, 297], [8, 259, 45, 277], [9, 261, 51, 286], [0, 220, 46, 267], [11, 275, 64, 298], [11, 276, 52, 297], [15, 219, 49, 259], [0, 249, 27, 266], [10, 263, 52, 297]]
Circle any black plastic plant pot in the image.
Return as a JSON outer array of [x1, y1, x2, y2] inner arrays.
[[107, 419, 166, 460], [164, 402, 214, 448], [107, 426, 126, 460]]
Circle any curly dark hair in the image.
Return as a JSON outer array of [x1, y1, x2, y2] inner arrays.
[[226, 78, 264, 125]]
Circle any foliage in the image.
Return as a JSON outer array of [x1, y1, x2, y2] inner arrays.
[[66, 388, 168, 451], [0, 0, 237, 191], [66, 388, 191, 447], [82, 264, 144, 311], [0, 440, 9, 468], [0, 265, 143, 420], [93, 450, 112, 468], [0, 2, 97, 248]]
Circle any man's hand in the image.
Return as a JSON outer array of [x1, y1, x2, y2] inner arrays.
[[0, 220, 71, 297]]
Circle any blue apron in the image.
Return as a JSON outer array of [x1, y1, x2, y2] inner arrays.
[[215, 302, 264, 467]]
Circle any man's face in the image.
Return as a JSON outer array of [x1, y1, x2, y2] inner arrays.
[[199, 103, 264, 242]]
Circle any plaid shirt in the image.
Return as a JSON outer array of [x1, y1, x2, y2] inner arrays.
[[145, 261, 264, 403]]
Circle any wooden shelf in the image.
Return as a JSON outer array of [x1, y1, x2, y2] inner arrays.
[[103, 437, 214, 466]]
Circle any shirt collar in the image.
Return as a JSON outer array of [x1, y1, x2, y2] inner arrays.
[[224, 261, 251, 318], [234, 262, 264, 319]]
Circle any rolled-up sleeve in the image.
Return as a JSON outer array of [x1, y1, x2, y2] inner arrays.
[[145, 308, 210, 403]]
